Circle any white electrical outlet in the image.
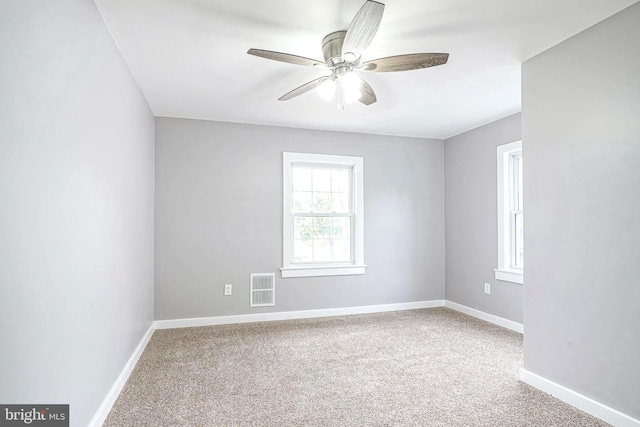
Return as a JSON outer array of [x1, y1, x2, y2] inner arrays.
[[224, 284, 232, 296], [484, 283, 491, 294]]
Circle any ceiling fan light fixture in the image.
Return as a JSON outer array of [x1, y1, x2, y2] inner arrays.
[[341, 72, 362, 103], [317, 79, 337, 100], [342, 84, 362, 104], [342, 72, 361, 91], [343, 86, 362, 103], [344, 52, 357, 62]]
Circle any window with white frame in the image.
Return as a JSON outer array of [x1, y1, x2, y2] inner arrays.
[[281, 152, 365, 278], [495, 141, 523, 284]]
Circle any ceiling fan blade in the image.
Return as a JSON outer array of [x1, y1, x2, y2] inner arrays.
[[360, 53, 449, 72], [247, 48, 325, 67], [358, 76, 377, 106], [342, 1, 385, 60], [279, 76, 331, 101]]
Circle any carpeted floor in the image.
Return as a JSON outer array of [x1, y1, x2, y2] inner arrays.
[[104, 308, 608, 426]]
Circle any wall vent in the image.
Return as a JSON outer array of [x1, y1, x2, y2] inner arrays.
[[250, 273, 275, 307]]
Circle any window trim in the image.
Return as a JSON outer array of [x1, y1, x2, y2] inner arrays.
[[281, 152, 365, 278], [495, 140, 523, 285]]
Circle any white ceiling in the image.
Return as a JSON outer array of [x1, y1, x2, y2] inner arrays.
[[95, 0, 637, 139]]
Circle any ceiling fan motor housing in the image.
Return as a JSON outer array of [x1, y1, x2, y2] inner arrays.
[[322, 31, 347, 65]]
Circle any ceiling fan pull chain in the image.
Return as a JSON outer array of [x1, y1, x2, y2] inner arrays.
[[338, 85, 345, 110]]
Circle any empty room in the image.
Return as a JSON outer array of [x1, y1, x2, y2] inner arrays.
[[1, 0, 638, 426]]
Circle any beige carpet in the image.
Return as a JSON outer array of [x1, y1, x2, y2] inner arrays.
[[104, 308, 608, 426]]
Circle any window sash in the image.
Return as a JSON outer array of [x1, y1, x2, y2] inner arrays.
[[289, 162, 355, 266], [290, 213, 354, 265], [290, 164, 354, 215], [509, 152, 523, 270], [289, 164, 355, 265], [510, 211, 523, 269]]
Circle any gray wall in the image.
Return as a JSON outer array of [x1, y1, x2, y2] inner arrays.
[[444, 113, 523, 323], [155, 118, 445, 320], [0, 1, 155, 426], [522, 3, 640, 419]]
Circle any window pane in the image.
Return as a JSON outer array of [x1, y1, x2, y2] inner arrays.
[[518, 156, 523, 210], [292, 167, 312, 191], [292, 191, 312, 213], [312, 168, 331, 192], [332, 169, 351, 193], [314, 217, 332, 238], [312, 191, 332, 213], [513, 213, 524, 269], [331, 193, 350, 213], [332, 217, 351, 261], [512, 154, 522, 211], [294, 216, 313, 227], [332, 239, 351, 262], [293, 239, 313, 263], [293, 216, 315, 263], [313, 238, 332, 262], [332, 217, 350, 239], [294, 216, 314, 242], [294, 225, 313, 240]]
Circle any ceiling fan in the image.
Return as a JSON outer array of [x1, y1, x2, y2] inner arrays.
[[247, 0, 449, 109]]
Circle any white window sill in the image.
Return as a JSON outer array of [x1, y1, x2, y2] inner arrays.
[[281, 265, 367, 278], [494, 269, 523, 285]]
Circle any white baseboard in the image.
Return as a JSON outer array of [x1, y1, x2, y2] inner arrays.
[[519, 368, 640, 427], [444, 300, 524, 333], [88, 323, 156, 427], [155, 300, 445, 329]]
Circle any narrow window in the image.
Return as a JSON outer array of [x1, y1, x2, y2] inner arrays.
[[282, 153, 365, 278], [495, 141, 523, 284]]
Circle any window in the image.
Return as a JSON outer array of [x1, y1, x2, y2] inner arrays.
[[495, 141, 523, 284], [282, 152, 365, 278]]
